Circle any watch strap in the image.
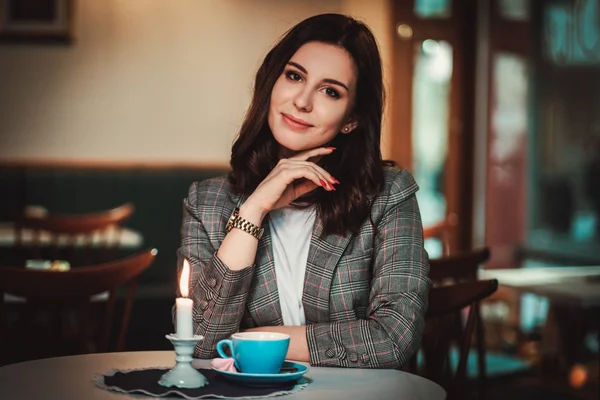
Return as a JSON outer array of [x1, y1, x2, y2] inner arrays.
[[226, 208, 264, 239]]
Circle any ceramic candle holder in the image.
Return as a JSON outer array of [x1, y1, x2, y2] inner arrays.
[[158, 334, 208, 389]]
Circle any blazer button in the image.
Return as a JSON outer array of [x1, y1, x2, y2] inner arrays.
[[348, 352, 359, 363], [325, 348, 336, 358], [360, 353, 370, 364], [199, 300, 209, 310], [208, 277, 217, 288]]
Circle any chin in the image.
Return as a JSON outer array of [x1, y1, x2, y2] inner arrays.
[[271, 131, 308, 153], [276, 142, 308, 156]]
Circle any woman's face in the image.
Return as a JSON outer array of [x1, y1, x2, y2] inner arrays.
[[268, 41, 358, 155]]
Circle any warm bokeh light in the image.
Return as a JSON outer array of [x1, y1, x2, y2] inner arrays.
[[569, 364, 588, 389], [179, 259, 190, 298]]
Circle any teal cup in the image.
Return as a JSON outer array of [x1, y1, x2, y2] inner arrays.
[[216, 332, 290, 374]]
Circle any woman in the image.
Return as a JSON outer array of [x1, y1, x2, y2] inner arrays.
[[177, 13, 430, 369]]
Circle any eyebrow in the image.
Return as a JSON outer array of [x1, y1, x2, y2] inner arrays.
[[286, 61, 350, 92]]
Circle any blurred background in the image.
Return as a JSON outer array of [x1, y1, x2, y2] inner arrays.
[[0, 0, 598, 399]]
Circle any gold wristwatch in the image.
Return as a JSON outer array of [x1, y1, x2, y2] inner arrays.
[[226, 208, 264, 239]]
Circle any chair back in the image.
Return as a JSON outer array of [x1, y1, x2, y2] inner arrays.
[[411, 279, 498, 400], [14, 203, 135, 265], [0, 248, 156, 364], [429, 247, 490, 282], [423, 213, 459, 256], [426, 247, 491, 398]]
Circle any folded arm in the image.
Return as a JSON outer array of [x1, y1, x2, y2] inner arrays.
[[308, 192, 429, 368], [176, 181, 256, 358], [244, 191, 429, 368]]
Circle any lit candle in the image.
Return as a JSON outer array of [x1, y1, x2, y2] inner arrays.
[[176, 259, 194, 338]]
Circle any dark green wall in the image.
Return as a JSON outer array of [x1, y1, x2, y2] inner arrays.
[[0, 166, 229, 293]]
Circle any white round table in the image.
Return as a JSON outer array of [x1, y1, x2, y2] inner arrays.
[[0, 351, 446, 400]]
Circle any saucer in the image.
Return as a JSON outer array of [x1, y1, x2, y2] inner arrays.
[[212, 361, 308, 387]]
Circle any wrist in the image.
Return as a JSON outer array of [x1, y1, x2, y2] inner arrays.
[[239, 200, 267, 226], [227, 208, 264, 239]]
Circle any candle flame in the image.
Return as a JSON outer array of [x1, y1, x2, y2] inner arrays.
[[180, 259, 190, 298]]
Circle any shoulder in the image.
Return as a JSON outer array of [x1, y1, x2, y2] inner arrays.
[[380, 166, 419, 201], [367, 167, 419, 221], [187, 175, 234, 207]]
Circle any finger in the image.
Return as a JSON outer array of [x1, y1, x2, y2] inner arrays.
[[278, 160, 338, 186], [277, 165, 334, 191], [288, 146, 335, 162]]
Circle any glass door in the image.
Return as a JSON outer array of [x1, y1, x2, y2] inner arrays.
[[391, 0, 476, 256], [485, 0, 531, 270], [412, 38, 453, 231]]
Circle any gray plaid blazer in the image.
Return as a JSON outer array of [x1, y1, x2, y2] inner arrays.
[[177, 167, 430, 369]]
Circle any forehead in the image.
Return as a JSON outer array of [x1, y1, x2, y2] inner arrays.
[[289, 42, 357, 87]]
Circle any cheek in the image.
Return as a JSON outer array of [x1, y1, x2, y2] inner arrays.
[[318, 102, 349, 131], [270, 78, 288, 108]]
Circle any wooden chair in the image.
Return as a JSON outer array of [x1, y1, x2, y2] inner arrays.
[[429, 247, 490, 282], [0, 248, 156, 365], [428, 247, 491, 395], [14, 203, 135, 266], [424, 213, 459, 256], [410, 279, 499, 400]]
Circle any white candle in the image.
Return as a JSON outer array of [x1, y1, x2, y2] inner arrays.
[[176, 259, 194, 338]]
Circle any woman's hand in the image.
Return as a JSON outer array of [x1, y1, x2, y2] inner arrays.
[[240, 147, 339, 224]]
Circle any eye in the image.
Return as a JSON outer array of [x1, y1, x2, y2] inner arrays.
[[323, 87, 340, 99], [285, 70, 303, 82]]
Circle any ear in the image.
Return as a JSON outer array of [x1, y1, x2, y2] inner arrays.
[[341, 120, 358, 134]]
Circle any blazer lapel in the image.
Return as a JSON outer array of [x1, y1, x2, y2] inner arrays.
[[234, 196, 283, 326], [303, 218, 352, 324]]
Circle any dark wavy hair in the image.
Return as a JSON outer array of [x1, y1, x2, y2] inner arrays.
[[229, 13, 391, 237]]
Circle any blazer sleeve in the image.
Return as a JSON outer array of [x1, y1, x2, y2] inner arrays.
[[175, 180, 255, 358], [305, 170, 431, 368]]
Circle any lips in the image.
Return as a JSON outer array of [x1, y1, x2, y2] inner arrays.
[[281, 113, 313, 131]]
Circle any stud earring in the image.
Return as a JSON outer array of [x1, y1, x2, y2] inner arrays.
[[343, 127, 350, 133]]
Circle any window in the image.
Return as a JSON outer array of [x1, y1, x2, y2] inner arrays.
[[529, 0, 600, 260], [414, 0, 451, 19], [544, 0, 600, 65], [412, 40, 454, 257]]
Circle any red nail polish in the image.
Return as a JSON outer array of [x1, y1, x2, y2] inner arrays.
[[326, 147, 336, 150], [319, 179, 326, 187]]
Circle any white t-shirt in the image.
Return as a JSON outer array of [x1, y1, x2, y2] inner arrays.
[[268, 206, 316, 326]]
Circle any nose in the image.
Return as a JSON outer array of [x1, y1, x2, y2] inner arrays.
[[293, 87, 313, 113]]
